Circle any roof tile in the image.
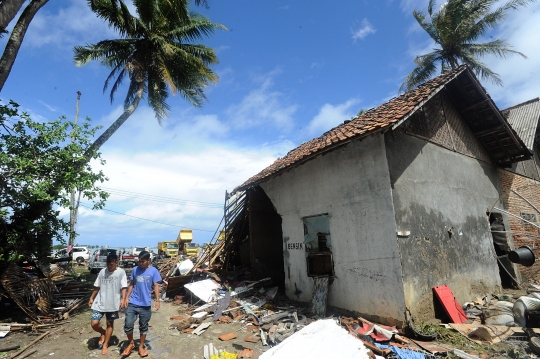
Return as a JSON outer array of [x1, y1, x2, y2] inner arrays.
[[234, 66, 467, 192]]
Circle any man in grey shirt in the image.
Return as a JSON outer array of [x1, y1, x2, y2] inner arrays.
[[88, 253, 128, 355]]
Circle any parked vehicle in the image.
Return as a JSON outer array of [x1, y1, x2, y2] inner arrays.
[[52, 246, 89, 264], [51, 249, 73, 268], [157, 241, 178, 257], [176, 229, 200, 256], [184, 242, 200, 257], [71, 246, 90, 263], [119, 248, 138, 267], [88, 248, 117, 274], [132, 246, 149, 257]]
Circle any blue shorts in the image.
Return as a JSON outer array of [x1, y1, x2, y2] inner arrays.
[[91, 310, 119, 322]]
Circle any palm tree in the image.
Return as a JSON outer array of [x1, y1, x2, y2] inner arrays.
[[74, 0, 225, 160], [400, 0, 534, 92]]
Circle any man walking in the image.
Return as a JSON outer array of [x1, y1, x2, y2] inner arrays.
[[122, 251, 161, 357], [88, 253, 128, 355]]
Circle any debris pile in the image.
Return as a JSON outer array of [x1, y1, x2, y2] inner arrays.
[[0, 260, 92, 327]]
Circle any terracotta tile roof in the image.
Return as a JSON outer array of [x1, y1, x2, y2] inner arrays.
[[234, 66, 467, 193]]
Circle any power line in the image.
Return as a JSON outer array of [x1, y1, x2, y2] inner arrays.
[[79, 203, 215, 232], [100, 186, 223, 208]]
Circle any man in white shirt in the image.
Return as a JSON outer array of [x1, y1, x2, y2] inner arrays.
[[88, 253, 128, 355]]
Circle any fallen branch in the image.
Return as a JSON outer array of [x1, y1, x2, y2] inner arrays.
[[9, 330, 50, 359]]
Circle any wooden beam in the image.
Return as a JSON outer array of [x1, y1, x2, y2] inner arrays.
[[473, 125, 505, 137]]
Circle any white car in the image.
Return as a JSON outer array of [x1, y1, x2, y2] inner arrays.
[[70, 246, 90, 263]]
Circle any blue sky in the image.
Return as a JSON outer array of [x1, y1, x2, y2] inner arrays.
[[1, 0, 539, 248]]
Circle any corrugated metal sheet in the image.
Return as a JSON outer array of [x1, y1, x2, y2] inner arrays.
[[504, 98, 540, 152]]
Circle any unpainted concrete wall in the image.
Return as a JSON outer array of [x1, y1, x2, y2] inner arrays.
[[260, 135, 406, 324], [385, 131, 503, 321]]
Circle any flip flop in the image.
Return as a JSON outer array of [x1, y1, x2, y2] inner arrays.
[[98, 335, 105, 349], [121, 343, 135, 357]]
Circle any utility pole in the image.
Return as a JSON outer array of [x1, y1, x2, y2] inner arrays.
[[68, 91, 82, 247]]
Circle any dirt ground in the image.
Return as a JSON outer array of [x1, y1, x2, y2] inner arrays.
[[0, 264, 267, 359], [0, 299, 267, 359]]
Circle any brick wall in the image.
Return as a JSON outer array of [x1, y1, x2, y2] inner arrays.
[[498, 168, 540, 279]]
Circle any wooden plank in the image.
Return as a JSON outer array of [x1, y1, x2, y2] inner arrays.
[[432, 285, 468, 323], [410, 339, 453, 354]]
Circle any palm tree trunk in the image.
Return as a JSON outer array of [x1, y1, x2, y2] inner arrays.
[[0, 0, 48, 91], [84, 81, 145, 162], [0, 0, 27, 31]]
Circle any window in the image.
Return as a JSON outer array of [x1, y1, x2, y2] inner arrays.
[[302, 215, 335, 277]]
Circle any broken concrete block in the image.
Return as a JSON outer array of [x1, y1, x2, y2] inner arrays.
[[193, 322, 212, 336]]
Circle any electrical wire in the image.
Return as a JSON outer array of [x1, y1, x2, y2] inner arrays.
[[78, 203, 215, 232], [100, 186, 223, 208]]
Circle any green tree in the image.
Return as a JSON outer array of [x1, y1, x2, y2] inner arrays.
[[401, 0, 535, 92], [0, 101, 108, 262], [74, 0, 225, 159]]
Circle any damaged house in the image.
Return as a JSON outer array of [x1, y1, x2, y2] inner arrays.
[[228, 65, 535, 326], [497, 98, 540, 279]]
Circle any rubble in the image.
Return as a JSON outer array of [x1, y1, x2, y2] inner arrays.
[[0, 260, 92, 327]]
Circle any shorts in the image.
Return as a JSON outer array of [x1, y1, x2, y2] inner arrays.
[[90, 310, 119, 322]]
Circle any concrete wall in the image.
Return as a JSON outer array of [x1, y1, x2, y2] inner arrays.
[[385, 131, 503, 321], [260, 134, 406, 324]]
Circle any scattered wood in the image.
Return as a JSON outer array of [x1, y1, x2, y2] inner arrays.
[[9, 330, 51, 359]]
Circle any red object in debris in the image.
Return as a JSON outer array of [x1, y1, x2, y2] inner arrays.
[[356, 323, 396, 342], [218, 332, 237, 341], [432, 285, 468, 323], [240, 348, 254, 358], [243, 334, 260, 343]]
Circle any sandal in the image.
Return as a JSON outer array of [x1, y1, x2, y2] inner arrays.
[[121, 343, 135, 357], [138, 345, 148, 357], [98, 334, 105, 349]]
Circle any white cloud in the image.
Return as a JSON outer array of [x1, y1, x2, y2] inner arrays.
[[481, 2, 540, 107], [225, 74, 298, 132], [38, 100, 59, 112], [69, 103, 295, 246], [399, 0, 429, 14], [352, 19, 376, 41], [306, 99, 360, 136], [25, 0, 117, 50]]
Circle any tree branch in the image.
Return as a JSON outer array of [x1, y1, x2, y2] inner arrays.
[[0, 0, 49, 91]]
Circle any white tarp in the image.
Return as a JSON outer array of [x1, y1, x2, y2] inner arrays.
[[184, 279, 221, 303], [260, 319, 370, 359]]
